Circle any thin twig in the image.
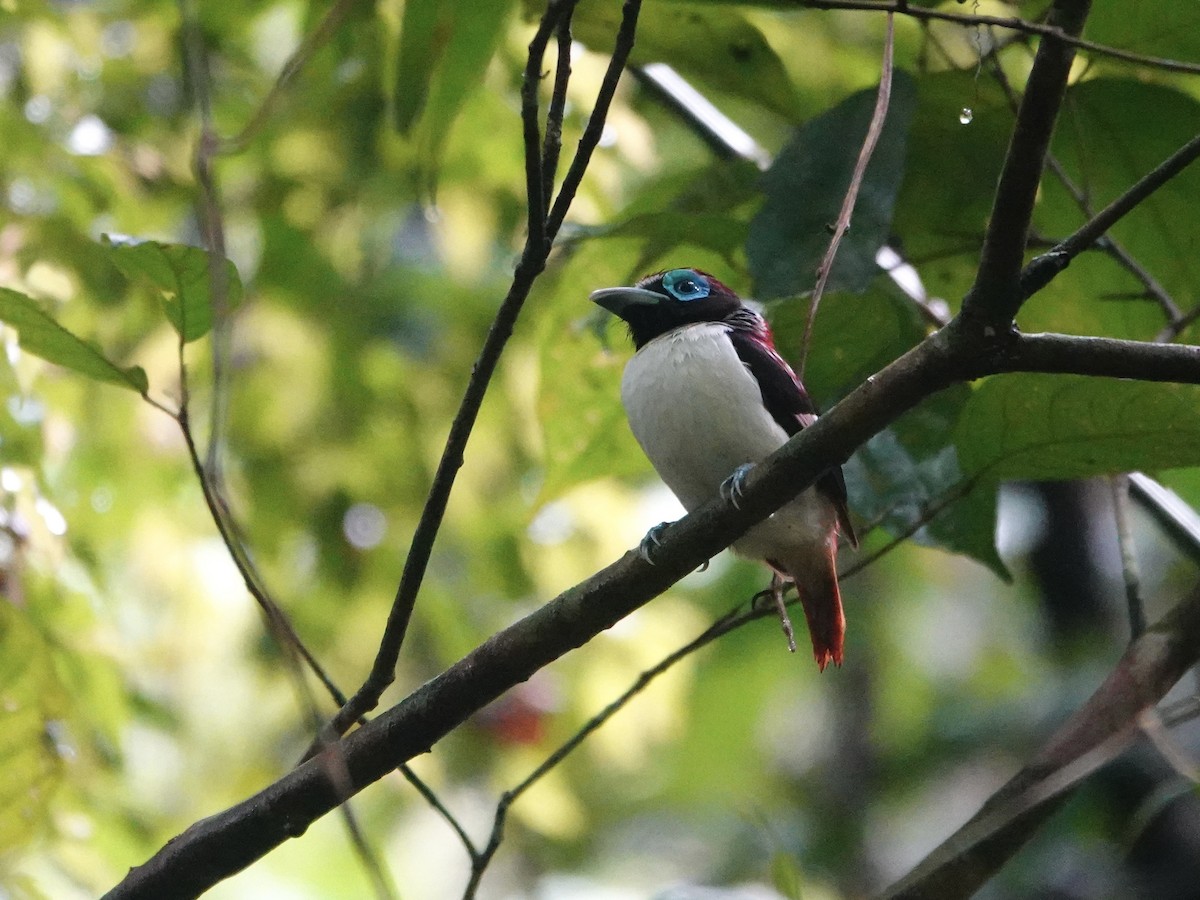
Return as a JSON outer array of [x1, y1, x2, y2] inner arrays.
[[796, 0, 1200, 76], [546, 0, 643, 242], [1020, 131, 1200, 301], [799, 13, 895, 376], [179, 0, 232, 483], [540, 9, 576, 216], [399, 764, 478, 858]]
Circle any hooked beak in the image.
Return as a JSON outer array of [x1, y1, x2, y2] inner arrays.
[[589, 286, 662, 316]]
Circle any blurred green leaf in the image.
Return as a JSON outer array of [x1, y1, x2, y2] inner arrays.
[[0, 289, 149, 394], [396, 0, 516, 176], [569, 0, 803, 120], [770, 851, 805, 900], [748, 71, 916, 299], [957, 375, 1200, 481], [393, 0, 445, 134], [102, 236, 242, 343], [0, 604, 67, 857]]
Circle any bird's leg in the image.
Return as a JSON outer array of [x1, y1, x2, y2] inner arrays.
[[638, 522, 671, 565], [719, 463, 755, 509], [767, 572, 797, 653]]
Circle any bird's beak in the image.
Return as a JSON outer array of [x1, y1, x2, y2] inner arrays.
[[589, 286, 662, 316]]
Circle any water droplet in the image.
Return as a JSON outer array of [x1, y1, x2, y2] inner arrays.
[[959, 107, 974, 125]]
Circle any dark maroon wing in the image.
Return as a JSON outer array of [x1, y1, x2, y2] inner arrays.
[[728, 327, 858, 546]]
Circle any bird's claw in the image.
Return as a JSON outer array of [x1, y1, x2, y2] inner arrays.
[[638, 522, 671, 565], [719, 463, 755, 509]]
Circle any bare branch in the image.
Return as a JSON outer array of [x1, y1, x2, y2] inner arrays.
[[796, 0, 1200, 76], [879, 578, 1200, 900], [978, 331, 1200, 383], [217, 0, 363, 155], [799, 12, 896, 375]]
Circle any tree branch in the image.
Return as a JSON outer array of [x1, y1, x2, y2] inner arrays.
[[800, 12, 896, 375], [879, 578, 1200, 900], [796, 0, 1200, 76], [961, 0, 1092, 329], [979, 332, 1200, 383]]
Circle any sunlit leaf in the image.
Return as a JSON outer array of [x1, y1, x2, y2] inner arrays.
[[0, 288, 148, 393], [102, 235, 242, 343], [956, 375, 1200, 481], [396, 0, 516, 176], [748, 71, 916, 299], [0, 605, 68, 856]]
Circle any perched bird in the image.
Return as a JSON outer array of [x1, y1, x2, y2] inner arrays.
[[590, 268, 856, 670]]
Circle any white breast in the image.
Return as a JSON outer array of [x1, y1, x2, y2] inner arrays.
[[620, 323, 834, 561], [621, 323, 789, 510]]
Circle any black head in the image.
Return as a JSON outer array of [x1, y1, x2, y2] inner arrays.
[[589, 268, 744, 349]]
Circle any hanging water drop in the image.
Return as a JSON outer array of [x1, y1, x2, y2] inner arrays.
[[959, 107, 974, 125]]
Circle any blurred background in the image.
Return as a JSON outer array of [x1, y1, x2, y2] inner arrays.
[[1, 1, 1199, 897]]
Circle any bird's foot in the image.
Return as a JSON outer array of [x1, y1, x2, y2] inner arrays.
[[719, 463, 756, 509], [638, 522, 671, 565]]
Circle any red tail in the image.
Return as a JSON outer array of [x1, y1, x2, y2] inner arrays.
[[774, 538, 845, 671]]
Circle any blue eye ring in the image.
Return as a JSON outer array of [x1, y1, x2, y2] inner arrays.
[[662, 269, 711, 302]]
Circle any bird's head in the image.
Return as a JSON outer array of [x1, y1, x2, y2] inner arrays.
[[590, 268, 744, 349]]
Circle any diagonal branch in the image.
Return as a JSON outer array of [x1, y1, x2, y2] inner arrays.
[[879, 578, 1200, 900]]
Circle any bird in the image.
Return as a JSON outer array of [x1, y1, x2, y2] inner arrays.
[[590, 267, 856, 670]]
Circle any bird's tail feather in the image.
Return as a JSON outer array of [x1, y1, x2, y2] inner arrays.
[[772, 538, 845, 671]]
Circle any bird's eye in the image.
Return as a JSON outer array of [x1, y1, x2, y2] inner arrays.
[[662, 269, 711, 302]]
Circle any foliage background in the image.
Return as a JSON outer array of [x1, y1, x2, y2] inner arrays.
[[2, 0, 1200, 898]]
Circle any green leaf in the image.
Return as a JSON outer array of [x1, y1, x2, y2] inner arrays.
[[569, 0, 803, 120], [392, 0, 445, 134], [102, 235, 242, 343], [770, 850, 805, 900], [891, 71, 1013, 307], [1036, 79, 1200, 328], [747, 71, 916, 299], [956, 375, 1200, 481], [1086, 1, 1200, 68], [0, 604, 68, 856], [0, 289, 148, 393], [771, 284, 1006, 577], [395, 0, 515, 174]]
